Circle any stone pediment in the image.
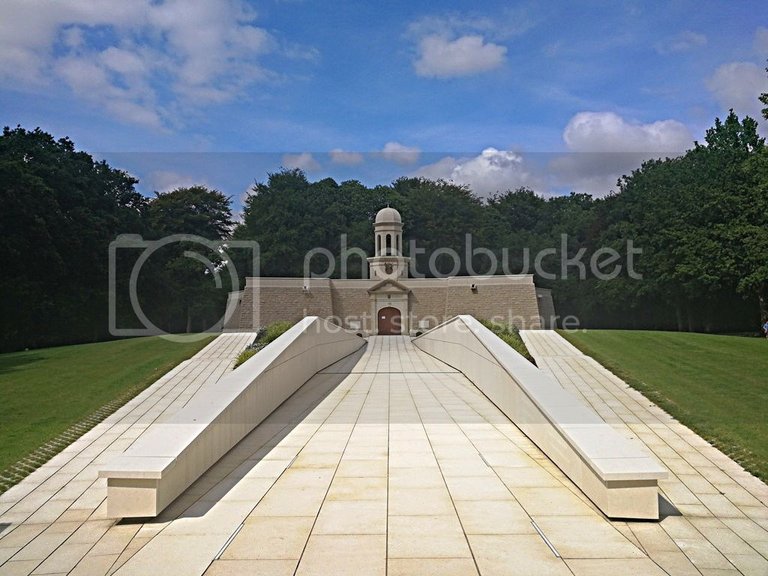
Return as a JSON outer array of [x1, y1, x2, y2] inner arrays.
[[367, 279, 410, 294]]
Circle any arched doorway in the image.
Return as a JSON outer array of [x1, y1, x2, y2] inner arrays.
[[377, 306, 401, 335]]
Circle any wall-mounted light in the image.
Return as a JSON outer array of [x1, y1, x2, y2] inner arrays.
[[470, 283, 477, 291]]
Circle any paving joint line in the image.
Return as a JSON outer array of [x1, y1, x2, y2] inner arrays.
[[531, 519, 561, 558]]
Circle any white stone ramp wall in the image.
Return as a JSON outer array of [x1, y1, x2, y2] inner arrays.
[[0, 332, 254, 574], [2, 333, 768, 574], [99, 317, 366, 518], [414, 315, 667, 520]]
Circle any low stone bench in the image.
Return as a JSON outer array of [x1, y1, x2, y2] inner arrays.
[[99, 317, 365, 518], [414, 315, 667, 520]]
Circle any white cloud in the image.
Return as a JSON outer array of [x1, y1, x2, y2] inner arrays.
[[57, 55, 163, 128], [655, 30, 707, 54], [562, 112, 692, 153], [329, 149, 364, 166], [0, 0, 286, 128], [407, 8, 536, 42], [415, 148, 540, 196], [411, 114, 695, 198], [551, 111, 693, 196], [148, 170, 208, 193], [707, 61, 768, 121], [381, 142, 421, 165], [100, 47, 148, 77], [414, 35, 506, 78], [282, 152, 321, 172]]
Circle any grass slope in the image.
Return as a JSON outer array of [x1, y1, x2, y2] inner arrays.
[[559, 330, 768, 480], [0, 335, 214, 471]]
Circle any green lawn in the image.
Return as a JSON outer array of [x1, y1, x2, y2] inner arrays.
[[559, 330, 768, 480], [0, 335, 214, 472]]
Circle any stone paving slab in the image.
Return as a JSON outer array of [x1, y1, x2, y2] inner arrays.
[[521, 330, 768, 576], [0, 333, 255, 575], [1, 331, 767, 575]]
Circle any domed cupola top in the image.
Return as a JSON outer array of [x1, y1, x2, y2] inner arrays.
[[375, 207, 402, 224]]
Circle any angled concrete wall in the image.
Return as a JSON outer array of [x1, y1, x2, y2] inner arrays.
[[100, 317, 365, 518], [413, 316, 667, 519]]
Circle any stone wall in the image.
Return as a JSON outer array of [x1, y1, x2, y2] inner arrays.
[[443, 283, 541, 329], [233, 275, 549, 332], [256, 284, 333, 327], [536, 287, 556, 329], [330, 283, 372, 328], [408, 286, 447, 331]]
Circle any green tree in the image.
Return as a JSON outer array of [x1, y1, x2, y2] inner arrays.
[[142, 186, 234, 333], [760, 60, 768, 121], [389, 177, 485, 276], [595, 111, 765, 330], [0, 126, 145, 351], [237, 169, 386, 278]]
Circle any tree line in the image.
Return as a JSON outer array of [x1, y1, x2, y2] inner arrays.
[[0, 127, 233, 351], [236, 110, 766, 333], [2, 107, 767, 351]]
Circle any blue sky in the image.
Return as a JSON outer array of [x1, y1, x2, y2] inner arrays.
[[1, 0, 767, 211]]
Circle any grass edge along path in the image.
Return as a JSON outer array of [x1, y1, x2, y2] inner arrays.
[[478, 319, 536, 364], [0, 335, 215, 494], [558, 329, 768, 481]]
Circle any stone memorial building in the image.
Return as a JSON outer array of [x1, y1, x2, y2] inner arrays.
[[225, 207, 555, 335]]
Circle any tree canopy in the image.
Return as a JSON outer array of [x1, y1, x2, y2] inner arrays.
[[3, 105, 768, 351], [0, 128, 235, 350]]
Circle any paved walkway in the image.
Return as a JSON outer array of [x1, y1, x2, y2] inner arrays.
[[521, 330, 768, 576], [0, 332, 766, 575]]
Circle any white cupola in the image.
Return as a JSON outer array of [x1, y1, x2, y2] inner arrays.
[[368, 207, 410, 280]]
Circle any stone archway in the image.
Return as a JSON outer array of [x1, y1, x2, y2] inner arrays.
[[377, 306, 401, 335]]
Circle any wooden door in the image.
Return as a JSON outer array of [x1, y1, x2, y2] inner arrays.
[[377, 307, 401, 335]]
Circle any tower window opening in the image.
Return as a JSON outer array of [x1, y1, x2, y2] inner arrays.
[[386, 234, 392, 255], [377, 235, 381, 256]]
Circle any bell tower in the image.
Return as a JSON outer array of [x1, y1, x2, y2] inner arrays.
[[368, 207, 410, 280]]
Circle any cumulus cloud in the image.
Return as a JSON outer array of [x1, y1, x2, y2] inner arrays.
[[414, 35, 507, 78], [407, 9, 525, 78], [329, 149, 364, 166], [381, 142, 421, 165], [706, 61, 768, 121], [148, 170, 209, 193], [415, 148, 540, 196], [562, 112, 692, 153], [551, 112, 693, 196], [57, 54, 163, 128], [655, 30, 707, 54], [411, 113, 695, 198], [282, 152, 321, 172], [0, 0, 284, 128]]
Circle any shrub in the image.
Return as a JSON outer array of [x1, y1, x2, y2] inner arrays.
[[234, 347, 260, 368], [262, 321, 295, 345], [478, 319, 535, 364], [233, 320, 296, 368]]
